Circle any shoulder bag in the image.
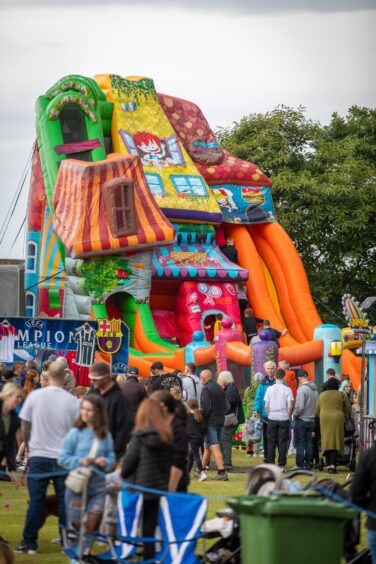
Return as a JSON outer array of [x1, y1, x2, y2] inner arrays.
[[65, 436, 100, 494], [224, 413, 238, 427]]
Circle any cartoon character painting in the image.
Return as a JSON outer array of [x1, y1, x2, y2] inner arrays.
[[212, 187, 238, 212], [133, 131, 174, 167]]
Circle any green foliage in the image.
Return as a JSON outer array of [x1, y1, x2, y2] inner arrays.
[[80, 256, 132, 300], [110, 75, 157, 102], [265, 345, 277, 363], [217, 106, 376, 324]]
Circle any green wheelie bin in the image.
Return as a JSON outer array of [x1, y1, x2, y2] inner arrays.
[[228, 495, 356, 564]]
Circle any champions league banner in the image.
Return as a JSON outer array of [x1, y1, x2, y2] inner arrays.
[[0, 317, 129, 375]]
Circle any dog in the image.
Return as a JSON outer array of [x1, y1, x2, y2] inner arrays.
[[28, 494, 59, 528], [0, 536, 14, 564]]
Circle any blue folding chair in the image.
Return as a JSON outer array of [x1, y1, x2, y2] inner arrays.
[[64, 487, 207, 563], [97, 489, 207, 564]]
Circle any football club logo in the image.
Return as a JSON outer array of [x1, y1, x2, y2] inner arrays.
[[96, 319, 123, 354]]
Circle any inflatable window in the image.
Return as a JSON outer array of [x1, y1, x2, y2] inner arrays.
[[145, 173, 165, 196], [170, 175, 208, 197]]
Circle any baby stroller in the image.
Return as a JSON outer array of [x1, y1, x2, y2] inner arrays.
[[201, 465, 371, 564], [318, 417, 358, 472], [199, 466, 313, 564]]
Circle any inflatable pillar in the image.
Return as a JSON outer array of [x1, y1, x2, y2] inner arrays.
[[367, 346, 376, 416], [250, 329, 278, 378], [215, 318, 243, 373], [314, 324, 343, 389], [185, 330, 211, 364], [356, 342, 376, 416]]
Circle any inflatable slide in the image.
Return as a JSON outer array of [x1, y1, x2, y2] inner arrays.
[[25, 73, 360, 387]]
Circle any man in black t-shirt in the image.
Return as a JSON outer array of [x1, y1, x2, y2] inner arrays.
[[151, 371, 182, 392]]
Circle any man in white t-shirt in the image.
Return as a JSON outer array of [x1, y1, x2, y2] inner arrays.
[[15, 362, 79, 555], [264, 368, 293, 471]]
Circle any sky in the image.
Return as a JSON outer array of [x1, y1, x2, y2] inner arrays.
[[0, 0, 375, 259]]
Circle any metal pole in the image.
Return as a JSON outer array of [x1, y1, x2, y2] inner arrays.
[[359, 333, 367, 452]]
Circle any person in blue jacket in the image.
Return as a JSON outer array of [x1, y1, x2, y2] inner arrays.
[[254, 361, 277, 462], [59, 394, 115, 554]]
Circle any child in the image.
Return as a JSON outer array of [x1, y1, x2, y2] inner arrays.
[[186, 399, 207, 481], [242, 411, 262, 457], [213, 313, 223, 341]]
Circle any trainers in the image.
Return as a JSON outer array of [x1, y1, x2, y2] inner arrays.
[[278, 466, 286, 473], [15, 544, 36, 554], [198, 471, 207, 482], [212, 472, 228, 481]]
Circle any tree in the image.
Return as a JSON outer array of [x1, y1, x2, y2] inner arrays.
[[79, 256, 132, 301], [217, 106, 376, 325]]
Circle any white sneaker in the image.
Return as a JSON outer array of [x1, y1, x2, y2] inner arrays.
[[198, 471, 207, 482]]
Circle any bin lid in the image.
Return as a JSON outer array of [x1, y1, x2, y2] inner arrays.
[[227, 495, 356, 520]]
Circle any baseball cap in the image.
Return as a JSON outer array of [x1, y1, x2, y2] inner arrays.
[[89, 371, 110, 381], [128, 367, 139, 376], [297, 369, 308, 378]]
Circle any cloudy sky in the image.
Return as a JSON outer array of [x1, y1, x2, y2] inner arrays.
[[0, 0, 375, 258]]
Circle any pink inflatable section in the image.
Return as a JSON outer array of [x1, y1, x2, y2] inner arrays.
[[175, 280, 243, 346]]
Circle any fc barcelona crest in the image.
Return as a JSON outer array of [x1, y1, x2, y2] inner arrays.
[[96, 319, 123, 354]]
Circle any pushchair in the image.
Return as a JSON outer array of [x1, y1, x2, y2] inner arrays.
[[318, 419, 358, 472], [200, 465, 371, 564], [199, 466, 313, 564], [200, 507, 240, 563]]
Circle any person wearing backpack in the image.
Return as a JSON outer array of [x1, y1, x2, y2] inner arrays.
[[182, 363, 203, 405]]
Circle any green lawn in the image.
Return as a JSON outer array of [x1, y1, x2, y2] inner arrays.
[[0, 450, 367, 563]]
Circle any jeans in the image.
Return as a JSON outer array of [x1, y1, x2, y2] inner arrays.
[[22, 457, 67, 549], [294, 419, 315, 468], [367, 529, 376, 563], [266, 419, 290, 467], [65, 473, 106, 552], [221, 424, 237, 467]]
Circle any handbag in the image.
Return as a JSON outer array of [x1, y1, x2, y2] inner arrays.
[[65, 436, 100, 494], [344, 415, 356, 437], [224, 412, 238, 427]]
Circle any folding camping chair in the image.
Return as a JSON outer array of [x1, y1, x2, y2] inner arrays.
[[63, 487, 207, 563]]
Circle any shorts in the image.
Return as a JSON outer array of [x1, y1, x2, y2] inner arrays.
[[205, 425, 222, 446]]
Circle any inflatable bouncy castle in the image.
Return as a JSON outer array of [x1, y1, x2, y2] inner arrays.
[[25, 74, 361, 386]]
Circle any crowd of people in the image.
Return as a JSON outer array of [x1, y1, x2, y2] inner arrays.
[[0, 355, 373, 559]]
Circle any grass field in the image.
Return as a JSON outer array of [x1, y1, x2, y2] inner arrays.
[[0, 450, 366, 563]]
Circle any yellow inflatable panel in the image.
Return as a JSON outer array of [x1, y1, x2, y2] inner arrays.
[[94, 75, 222, 225]]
